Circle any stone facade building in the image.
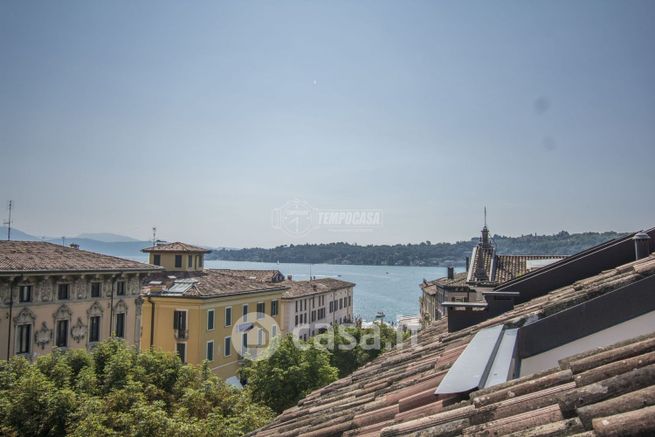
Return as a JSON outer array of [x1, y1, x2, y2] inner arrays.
[[0, 241, 161, 360]]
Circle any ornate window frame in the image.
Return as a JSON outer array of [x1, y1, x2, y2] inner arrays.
[[13, 307, 36, 356], [53, 304, 73, 348], [86, 301, 104, 345], [113, 299, 128, 338]]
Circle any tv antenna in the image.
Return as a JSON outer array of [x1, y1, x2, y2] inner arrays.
[[3, 200, 13, 241], [152, 226, 157, 247]]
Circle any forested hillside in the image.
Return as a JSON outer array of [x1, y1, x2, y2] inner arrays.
[[207, 231, 626, 267]]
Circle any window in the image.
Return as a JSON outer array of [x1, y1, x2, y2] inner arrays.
[[188, 255, 193, 268], [257, 328, 264, 346], [115, 313, 125, 338], [271, 300, 278, 316], [329, 301, 333, 313], [272, 325, 278, 337], [174, 310, 187, 337], [206, 341, 214, 361], [311, 310, 316, 322], [340, 298, 343, 310], [18, 285, 32, 303], [116, 281, 125, 296], [312, 297, 315, 308], [90, 316, 101, 342], [153, 254, 161, 266], [198, 256, 203, 268], [224, 336, 231, 356], [58, 284, 69, 300], [243, 304, 249, 322], [295, 301, 298, 312], [295, 315, 298, 326], [56, 320, 68, 347], [257, 302, 265, 319], [225, 307, 232, 326], [176, 343, 186, 363], [242, 332, 248, 351], [91, 282, 101, 298], [175, 255, 182, 268], [207, 309, 215, 330], [17, 324, 31, 354]]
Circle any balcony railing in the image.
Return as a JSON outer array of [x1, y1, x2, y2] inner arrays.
[[174, 328, 189, 340]]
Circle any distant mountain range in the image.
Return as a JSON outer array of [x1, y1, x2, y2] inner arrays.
[[0, 226, 152, 258], [0, 226, 237, 258]]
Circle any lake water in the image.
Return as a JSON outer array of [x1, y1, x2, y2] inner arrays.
[[205, 260, 466, 322]]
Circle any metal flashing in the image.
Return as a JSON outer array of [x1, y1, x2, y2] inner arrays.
[[484, 328, 518, 388], [435, 324, 504, 395]]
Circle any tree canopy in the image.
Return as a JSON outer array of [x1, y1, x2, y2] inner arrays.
[[0, 339, 274, 437], [207, 231, 625, 266]]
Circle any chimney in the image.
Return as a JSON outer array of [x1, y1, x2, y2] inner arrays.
[[633, 231, 651, 260], [447, 266, 454, 280], [69, 243, 80, 250], [465, 256, 470, 272]]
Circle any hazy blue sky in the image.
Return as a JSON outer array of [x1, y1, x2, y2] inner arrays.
[[1, 0, 654, 247]]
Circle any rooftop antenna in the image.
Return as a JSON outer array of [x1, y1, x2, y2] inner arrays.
[[3, 200, 13, 241], [484, 205, 487, 227], [152, 226, 157, 247]]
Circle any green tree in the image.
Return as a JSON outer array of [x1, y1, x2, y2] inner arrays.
[[240, 335, 338, 413], [0, 339, 274, 437]]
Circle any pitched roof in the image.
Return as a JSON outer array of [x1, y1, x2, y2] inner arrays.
[[252, 254, 655, 436], [144, 269, 286, 298], [421, 272, 468, 296], [494, 254, 564, 283], [213, 269, 285, 283], [0, 241, 162, 274], [141, 242, 210, 253], [281, 278, 356, 299]]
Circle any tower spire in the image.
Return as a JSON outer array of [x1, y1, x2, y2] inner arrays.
[[484, 206, 487, 227]]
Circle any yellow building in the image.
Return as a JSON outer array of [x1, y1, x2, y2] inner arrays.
[[140, 243, 286, 381]]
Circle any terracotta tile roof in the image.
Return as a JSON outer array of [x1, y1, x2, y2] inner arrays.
[[252, 254, 655, 436], [281, 278, 356, 299], [470, 246, 494, 282], [494, 254, 564, 283], [144, 269, 286, 298], [213, 269, 285, 283], [421, 272, 468, 296], [0, 241, 162, 274], [141, 242, 210, 253]]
